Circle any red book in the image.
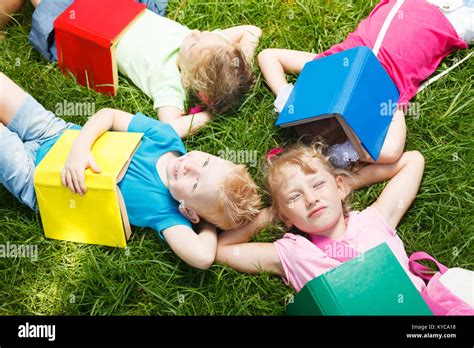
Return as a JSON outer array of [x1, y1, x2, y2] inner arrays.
[[55, 0, 146, 95]]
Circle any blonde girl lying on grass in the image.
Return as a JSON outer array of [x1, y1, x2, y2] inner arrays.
[[216, 143, 426, 292]]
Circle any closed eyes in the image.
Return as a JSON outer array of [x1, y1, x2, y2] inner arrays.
[[313, 181, 325, 189]]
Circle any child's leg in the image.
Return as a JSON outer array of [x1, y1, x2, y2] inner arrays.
[[0, 73, 78, 210], [0, 0, 25, 33], [0, 72, 28, 127], [431, 0, 474, 44], [0, 72, 76, 144], [29, 0, 71, 62], [0, 123, 37, 210]]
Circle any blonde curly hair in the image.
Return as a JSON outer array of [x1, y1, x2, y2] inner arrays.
[[184, 43, 255, 114], [264, 141, 353, 220], [200, 164, 262, 230]]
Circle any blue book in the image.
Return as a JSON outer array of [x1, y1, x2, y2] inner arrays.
[[276, 46, 400, 161]]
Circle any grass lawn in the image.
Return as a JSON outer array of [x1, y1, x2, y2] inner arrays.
[[0, 0, 472, 315]]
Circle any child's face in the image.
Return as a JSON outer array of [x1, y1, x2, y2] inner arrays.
[[167, 150, 234, 215], [275, 159, 347, 235]]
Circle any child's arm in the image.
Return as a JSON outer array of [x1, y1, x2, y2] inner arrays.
[[162, 221, 217, 270], [220, 25, 262, 61], [215, 208, 284, 275], [61, 108, 134, 195], [157, 106, 183, 123], [169, 109, 214, 139], [158, 106, 214, 138], [365, 108, 406, 164], [257, 48, 315, 95], [349, 151, 425, 229]]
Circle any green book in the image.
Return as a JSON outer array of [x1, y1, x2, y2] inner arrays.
[[286, 243, 432, 315]]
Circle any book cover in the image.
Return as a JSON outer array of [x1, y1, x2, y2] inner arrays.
[[285, 243, 432, 315], [54, 0, 146, 95], [276, 46, 400, 161], [34, 130, 143, 248]]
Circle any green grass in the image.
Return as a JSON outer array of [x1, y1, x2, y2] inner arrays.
[[0, 0, 472, 315]]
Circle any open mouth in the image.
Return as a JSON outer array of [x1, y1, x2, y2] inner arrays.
[[174, 159, 183, 180]]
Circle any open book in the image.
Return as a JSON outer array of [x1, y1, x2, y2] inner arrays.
[[55, 0, 146, 95], [286, 243, 432, 315], [34, 130, 143, 248], [276, 46, 400, 161]]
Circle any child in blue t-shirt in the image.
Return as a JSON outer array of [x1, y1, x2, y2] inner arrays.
[[0, 72, 262, 269]]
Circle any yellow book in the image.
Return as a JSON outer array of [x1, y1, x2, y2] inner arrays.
[[34, 130, 143, 248]]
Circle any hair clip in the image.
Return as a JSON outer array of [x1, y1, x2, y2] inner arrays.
[[266, 147, 285, 164], [189, 105, 202, 115]]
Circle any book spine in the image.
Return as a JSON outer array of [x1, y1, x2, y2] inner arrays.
[[332, 48, 369, 115]]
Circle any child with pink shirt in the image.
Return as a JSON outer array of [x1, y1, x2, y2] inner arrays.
[[258, 0, 472, 167], [216, 143, 426, 293]]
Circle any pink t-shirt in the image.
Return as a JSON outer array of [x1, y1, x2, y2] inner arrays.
[[314, 0, 468, 105], [273, 207, 426, 292]]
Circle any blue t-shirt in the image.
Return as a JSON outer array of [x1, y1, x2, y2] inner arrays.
[[35, 113, 192, 239], [118, 113, 192, 239], [35, 124, 82, 166]]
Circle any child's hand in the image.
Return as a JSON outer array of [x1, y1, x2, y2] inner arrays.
[[217, 207, 273, 247], [255, 207, 274, 228], [220, 25, 262, 61], [61, 145, 101, 195]]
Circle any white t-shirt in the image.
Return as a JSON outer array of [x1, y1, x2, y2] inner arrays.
[[115, 10, 191, 111]]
